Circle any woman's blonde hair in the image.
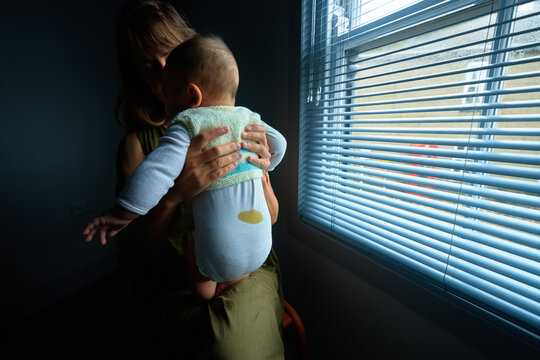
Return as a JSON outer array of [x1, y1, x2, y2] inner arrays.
[[115, 0, 196, 131]]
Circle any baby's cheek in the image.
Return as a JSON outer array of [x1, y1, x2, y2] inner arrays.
[[237, 210, 263, 224]]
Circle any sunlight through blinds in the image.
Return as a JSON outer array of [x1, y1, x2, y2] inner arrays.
[[299, 0, 540, 342]]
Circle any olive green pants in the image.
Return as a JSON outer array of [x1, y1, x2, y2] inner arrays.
[[133, 240, 285, 359]]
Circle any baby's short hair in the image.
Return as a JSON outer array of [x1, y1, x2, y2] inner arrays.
[[164, 34, 238, 99]]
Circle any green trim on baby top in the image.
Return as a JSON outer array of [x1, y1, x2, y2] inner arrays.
[[171, 106, 263, 191]]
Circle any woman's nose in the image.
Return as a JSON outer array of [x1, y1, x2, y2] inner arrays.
[[157, 55, 167, 70]]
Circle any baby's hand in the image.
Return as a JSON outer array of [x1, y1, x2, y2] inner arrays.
[[82, 208, 135, 245]]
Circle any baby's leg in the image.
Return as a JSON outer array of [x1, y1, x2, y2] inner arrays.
[[187, 237, 217, 301], [188, 236, 250, 299], [215, 273, 250, 297]]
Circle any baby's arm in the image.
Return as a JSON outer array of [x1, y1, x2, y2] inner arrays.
[[83, 124, 190, 245], [83, 205, 138, 245], [261, 120, 287, 171], [117, 123, 191, 215]]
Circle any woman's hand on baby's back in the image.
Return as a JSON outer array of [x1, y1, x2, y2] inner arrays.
[[163, 126, 241, 203], [241, 124, 271, 171]]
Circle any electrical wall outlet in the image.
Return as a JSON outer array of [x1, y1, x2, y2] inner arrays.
[[69, 198, 114, 218], [69, 201, 87, 217]]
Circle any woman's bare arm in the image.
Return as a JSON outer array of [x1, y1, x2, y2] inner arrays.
[[261, 172, 279, 225]]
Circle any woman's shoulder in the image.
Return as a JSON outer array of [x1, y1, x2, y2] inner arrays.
[[135, 126, 168, 155], [115, 132, 145, 195], [115, 126, 167, 194]]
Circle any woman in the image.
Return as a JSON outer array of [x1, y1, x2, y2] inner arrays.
[[114, 1, 285, 359]]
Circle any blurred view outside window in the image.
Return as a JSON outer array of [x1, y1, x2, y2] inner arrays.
[[300, 0, 540, 340]]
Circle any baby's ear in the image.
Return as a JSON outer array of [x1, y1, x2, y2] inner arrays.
[[187, 83, 203, 108]]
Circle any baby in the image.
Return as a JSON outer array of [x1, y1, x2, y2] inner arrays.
[[83, 34, 286, 300]]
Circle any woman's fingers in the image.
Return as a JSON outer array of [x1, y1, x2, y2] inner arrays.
[[242, 127, 271, 171], [241, 129, 267, 144], [246, 155, 270, 170], [244, 124, 266, 133], [191, 126, 229, 151], [200, 141, 241, 164], [206, 149, 241, 170], [242, 124, 272, 171], [243, 142, 271, 171], [171, 125, 267, 200], [241, 141, 270, 159], [207, 160, 238, 183]]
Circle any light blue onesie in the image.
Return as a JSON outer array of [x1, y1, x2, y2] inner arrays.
[[118, 106, 286, 282]]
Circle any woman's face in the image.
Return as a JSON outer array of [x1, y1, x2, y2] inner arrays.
[[137, 45, 172, 102]]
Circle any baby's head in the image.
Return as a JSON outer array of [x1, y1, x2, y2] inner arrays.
[[162, 34, 239, 119]]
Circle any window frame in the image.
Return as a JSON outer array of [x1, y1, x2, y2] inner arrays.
[[295, 0, 540, 345]]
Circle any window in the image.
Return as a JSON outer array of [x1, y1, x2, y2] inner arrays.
[[299, 0, 540, 342], [462, 62, 488, 105]]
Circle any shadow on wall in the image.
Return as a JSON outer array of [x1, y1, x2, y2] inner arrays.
[[0, 0, 124, 326]]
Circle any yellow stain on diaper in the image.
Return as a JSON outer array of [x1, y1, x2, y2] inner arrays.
[[237, 210, 263, 224]]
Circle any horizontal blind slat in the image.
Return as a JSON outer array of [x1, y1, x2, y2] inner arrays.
[[306, 152, 540, 193], [302, 208, 447, 283], [305, 196, 450, 267], [304, 185, 456, 242], [307, 163, 540, 221], [309, 42, 540, 88], [303, 183, 540, 276], [311, 4, 540, 79], [310, 0, 521, 66], [318, 71, 540, 99], [306, 175, 540, 246], [308, 127, 540, 136], [308, 101, 540, 117], [306, 147, 540, 178], [445, 246, 540, 290], [448, 256, 540, 305], [307, 140, 540, 165], [308, 55, 540, 93], [308, 186, 540, 293], [310, 115, 540, 124], [305, 179, 540, 262], [305, 190, 451, 252], [310, 87, 540, 112], [309, 16, 540, 83], [306, 135, 540, 152], [307, 159, 540, 208], [445, 273, 540, 329]]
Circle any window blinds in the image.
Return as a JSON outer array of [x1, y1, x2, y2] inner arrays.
[[299, 0, 540, 341]]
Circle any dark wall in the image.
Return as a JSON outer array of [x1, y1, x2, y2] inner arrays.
[[0, 1, 124, 324], [175, 0, 290, 133]]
